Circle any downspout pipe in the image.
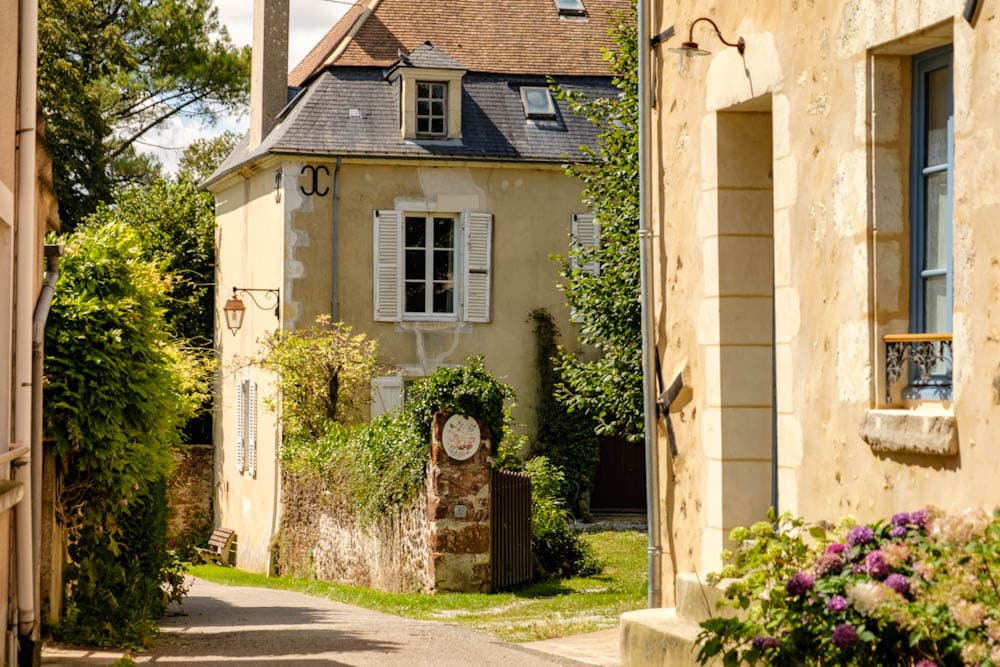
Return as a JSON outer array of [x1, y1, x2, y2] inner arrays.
[[15, 0, 40, 648], [331, 157, 342, 321], [27, 245, 62, 655], [637, 0, 663, 608], [963, 0, 982, 24]]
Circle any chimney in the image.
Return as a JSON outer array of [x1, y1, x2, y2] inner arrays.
[[249, 0, 290, 148]]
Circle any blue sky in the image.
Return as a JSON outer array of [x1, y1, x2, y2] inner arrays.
[[136, 0, 350, 173]]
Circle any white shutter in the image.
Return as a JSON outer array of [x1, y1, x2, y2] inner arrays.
[[373, 210, 402, 321], [247, 379, 258, 477], [370, 375, 405, 418], [235, 380, 246, 473], [571, 213, 600, 275], [463, 212, 493, 323]]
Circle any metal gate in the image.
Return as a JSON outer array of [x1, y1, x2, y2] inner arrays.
[[490, 468, 532, 590]]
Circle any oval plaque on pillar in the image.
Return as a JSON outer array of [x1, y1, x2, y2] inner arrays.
[[441, 414, 481, 461]]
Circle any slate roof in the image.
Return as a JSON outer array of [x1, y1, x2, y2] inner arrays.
[[209, 68, 615, 183], [288, 0, 631, 87]]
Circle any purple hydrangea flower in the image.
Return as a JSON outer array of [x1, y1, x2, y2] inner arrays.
[[889, 526, 907, 539], [831, 623, 859, 649], [865, 550, 889, 580], [910, 509, 931, 530], [825, 542, 847, 556], [815, 553, 844, 577], [885, 573, 910, 596], [751, 636, 779, 650], [827, 595, 849, 612], [915, 661, 937, 667], [891, 512, 911, 527], [847, 525, 875, 546], [785, 571, 816, 597], [851, 562, 866, 575]]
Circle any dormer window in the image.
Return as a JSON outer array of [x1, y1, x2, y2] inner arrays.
[[416, 82, 448, 137], [555, 0, 586, 17], [520, 87, 557, 120]]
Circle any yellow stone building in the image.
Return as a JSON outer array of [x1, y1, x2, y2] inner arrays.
[[624, 0, 1000, 662]]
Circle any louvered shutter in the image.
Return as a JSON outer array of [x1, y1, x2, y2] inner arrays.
[[373, 210, 402, 321], [571, 213, 600, 275], [235, 380, 246, 473], [370, 375, 405, 418], [247, 379, 258, 477], [463, 212, 493, 323]]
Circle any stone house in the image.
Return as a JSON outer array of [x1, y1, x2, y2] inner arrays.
[[205, 0, 629, 572], [623, 0, 1000, 662], [1, 0, 61, 660]]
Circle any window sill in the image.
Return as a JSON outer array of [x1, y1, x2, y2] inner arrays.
[[860, 408, 957, 456]]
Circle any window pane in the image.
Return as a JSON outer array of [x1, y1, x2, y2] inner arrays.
[[433, 283, 454, 313], [431, 118, 444, 134], [924, 275, 949, 333], [417, 117, 430, 134], [433, 218, 453, 248], [925, 66, 949, 166], [417, 100, 430, 116], [405, 217, 425, 247], [433, 250, 453, 280], [431, 101, 445, 116], [405, 283, 426, 313], [431, 84, 446, 99], [924, 171, 948, 271], [405, 250, 426, 280], [417, 83, 430, 99]]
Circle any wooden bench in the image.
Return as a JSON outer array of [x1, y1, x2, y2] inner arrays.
[[195, 528, 235, 566]]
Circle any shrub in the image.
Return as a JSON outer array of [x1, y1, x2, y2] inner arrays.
[[696, 508, 1000, 666], [524, 457, 601, 579]]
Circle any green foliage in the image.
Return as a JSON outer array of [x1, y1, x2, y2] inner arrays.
[[406, 356, 514, 449], [696, 508, 1000, 666], [551, 8, 642, 441], [524, 457, 601, 579], [529, 309, 600, 512], [38, 0, 250, 228], [46, 218, 204, 645], [177, 131, 241, 184], [84, 179, 216, 345], [253, 316, 380, 440]]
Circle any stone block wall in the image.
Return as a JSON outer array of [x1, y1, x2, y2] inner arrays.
[[166, 444, 214, 547], [278, 412, 495, 592]]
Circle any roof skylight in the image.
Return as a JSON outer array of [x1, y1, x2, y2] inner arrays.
[[520, 87, 557, 120], [554, 0, 587, 17]]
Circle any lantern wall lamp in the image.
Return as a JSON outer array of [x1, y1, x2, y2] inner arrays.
[[666, 17, 745, 78], [223, 287, 280, 334]]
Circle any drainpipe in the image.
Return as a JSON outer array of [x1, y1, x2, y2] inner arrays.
[[331, 157, 342, 321], [27, 245, 61, 657], [963, 0, 982, 24], [15, 0, 40, 647], [637, 0, 663, 608]]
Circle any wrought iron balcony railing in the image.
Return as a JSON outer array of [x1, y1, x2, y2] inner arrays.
[[883, 333, 953, 404]]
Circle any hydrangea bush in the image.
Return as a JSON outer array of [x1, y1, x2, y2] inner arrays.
[[696, 508, 1000, 666]]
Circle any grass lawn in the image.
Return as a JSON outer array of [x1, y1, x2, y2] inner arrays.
[[188, 530, 646, 642]]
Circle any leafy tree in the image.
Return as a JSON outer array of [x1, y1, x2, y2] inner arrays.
[[177, 130, 242, 184], [46, 217, 208, 645], [38, 0, 250, 228], [553, 8, 642, 441]]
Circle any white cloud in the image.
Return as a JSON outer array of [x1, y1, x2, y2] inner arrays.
[[138, 0, 348, 173]]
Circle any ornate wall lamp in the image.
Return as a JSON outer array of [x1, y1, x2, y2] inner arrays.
[[667, 17, 745, 79], [223, 287, 280, 334]]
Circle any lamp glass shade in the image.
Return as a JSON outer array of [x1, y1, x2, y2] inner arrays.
[[668, 42, 711, 79], [223, 296, 246, 333]]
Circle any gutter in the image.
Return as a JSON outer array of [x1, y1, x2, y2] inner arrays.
[[331, 157, 342, 320], [637, 0, 663, 608], [15, 0, 39, 649], [27, 244, 62, 655]]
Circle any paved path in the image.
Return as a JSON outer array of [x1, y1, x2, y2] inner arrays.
[[122, 577, 590, 666]]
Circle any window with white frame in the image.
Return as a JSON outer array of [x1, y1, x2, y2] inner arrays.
[[373, 209, 493, 323], [416, 82, 447, 137], [235, 378, 258, 476]]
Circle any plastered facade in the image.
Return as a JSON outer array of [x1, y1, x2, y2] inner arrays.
[[214, 158, 586, 571], [649, 0, 1000, 604]]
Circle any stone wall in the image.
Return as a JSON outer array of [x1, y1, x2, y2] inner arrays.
[[278, 413, 494, 592], [166, 444, 214, 546]]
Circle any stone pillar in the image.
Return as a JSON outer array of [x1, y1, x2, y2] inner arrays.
[[427, 411, 491, 593]]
